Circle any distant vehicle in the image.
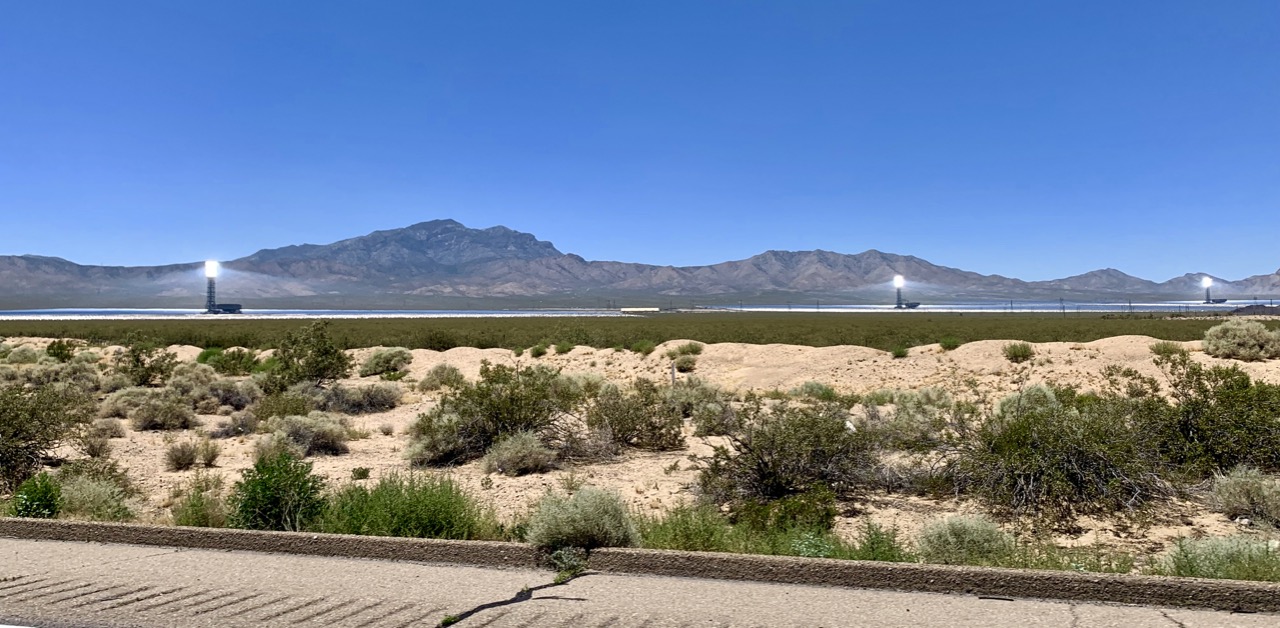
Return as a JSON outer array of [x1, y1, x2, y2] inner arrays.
[[903, 302, 921, 309], [1206, 298, 1228, 304], [207, 303, 242, 314]]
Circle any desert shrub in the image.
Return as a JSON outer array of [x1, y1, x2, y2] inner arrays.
[[72, 350, 100, 365], [98, 387, 155, 419], [637, 503, 734, 553], [916, 516, 1014, 566], [129, 394, 198, 431], [791, 381, 839, 402], [6, 346, 40, 364], [630, 340, 656, 356], [57, 457, 135, 497], [1210, 466, 1280, 526], [45, 339, 75, 363], [664, 342, 704, 359], [228, 451, 326, 531], [0, 383, 94, 491], [203, 378, 261, 411], [690, 397, 739, 437], [321, 383, 401, 414], [697, 398, 875, 506], [0, 343, 10, 360], [112, 333, 178, 386], [1149, 340, 1188, 358], [957, 385, 1169, 520], [16, 361, 101, 392], [525, 487, 639, 551], [166, 441, 199, 471], [554, 342, 575, 354], [1150, 536, 1280, 582], [198, 439, 221, 467], [265, 412, 353, 456], [89, 418, 126, 439], [210, 411, 260, 439], [167, 362, 218, 398], [77, 435, 112, 459], [673, 355, 697, 373], [527, 343, 548, 358], [1002, 342, 1035, 364], [584, 380, 685, 451], [1203, 319, 1280, 361], [418, 363, 465, 391], [261, 321, 352, 391], [253, 432, 304, 462], [378, 423, 394, 436], [172, 471, 228, 527], [890, 345, 908, 359], [315, 473, 499, 540], [481, 432, 558, 476], [406, 361, 579, 466], [9, 472, 62, 519], [938, 336, 962, 351], [351, 467, 371, 480], [254, 392, 314, 419], [205, 348, 260, 375], [1143, 353, 1280, 476], [59, 475, 133, 521], [359, 347, 413, 377]]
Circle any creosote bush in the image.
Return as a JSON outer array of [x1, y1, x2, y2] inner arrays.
[[1202, 319, 1280, 362], [172, 471, 228, 527], [166, 441, 199, 471], [1149, 340, 1188, 359], [113, 333, 178, 386], [9, 472, 62, 519], [1150, 536, 1280, 582], [265, 412, 354, 456], [129, 394, 198, 431], [584, 379, 685, 451], [481, 431, 558, 476], [359, 347, 413, 377], [1002, 342, 1035, 364], [59, 475, 133, 521], [1, 383, 94, 491], [525, 487, 639, 551], [199, 347, 261, 376], [261, 321, 353, 392], [320, 383, 401, 414], [673, 355, 697, 372]]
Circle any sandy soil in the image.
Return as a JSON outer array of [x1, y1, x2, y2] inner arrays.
[[11, 334, 1280, 561]]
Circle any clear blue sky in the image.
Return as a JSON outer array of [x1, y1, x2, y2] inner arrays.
[[2, 1, 1276, 281]]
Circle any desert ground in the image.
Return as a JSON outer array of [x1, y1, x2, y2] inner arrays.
[[9, 332, 1280, 564]]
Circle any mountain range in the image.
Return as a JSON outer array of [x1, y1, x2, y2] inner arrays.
[[1, 219, 1277, 309]]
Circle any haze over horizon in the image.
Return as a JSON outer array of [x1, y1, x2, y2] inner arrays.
[[2, 1, 1276, 282]]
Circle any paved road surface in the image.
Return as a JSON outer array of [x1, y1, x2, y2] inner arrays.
[[0, 538, 1273, 627]]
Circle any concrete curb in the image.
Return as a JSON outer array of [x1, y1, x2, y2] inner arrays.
[[5, 518, 1280, 613]]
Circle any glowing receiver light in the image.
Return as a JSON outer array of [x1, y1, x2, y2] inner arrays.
[[1201, 276, 1213, 289], [205, 260, 220, 279], [893, 275, 905, 288]]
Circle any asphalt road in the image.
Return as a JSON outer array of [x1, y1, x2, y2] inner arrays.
[[1, 538, 1274, 627]]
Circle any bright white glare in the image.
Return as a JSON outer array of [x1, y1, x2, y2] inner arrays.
[[893, 275, 905, 288], [205, 260, 220, 279], [1201, 276, 1213, 288]]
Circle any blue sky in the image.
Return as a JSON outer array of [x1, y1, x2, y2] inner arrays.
[[2, 1, 1276, 281]]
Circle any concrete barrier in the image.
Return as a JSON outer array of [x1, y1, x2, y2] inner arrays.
[[5, 518, 1280, 613]]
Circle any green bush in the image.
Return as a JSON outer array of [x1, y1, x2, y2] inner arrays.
[[9, 472, 62, 518], [664, 342, 704, 359], [206, 348, 260, 376], [957, 385, 1169, 519], [172, 471, 228, 527], [351, 467, 371, 480], [732, 486, 838, 532], [228, 451, 327, 531], [406, 361, 580, 466], [59, 475, 133, 521], [529, 343, 548, 358], [359, 347, 413, 377], [89, 418, 126, 439], [1143, 353, 1280, 476], [1203, 319, 1280, 362], [315, 473, 499, 540], [585, 380, 685, 451], [210, 411, 259, 439], [890, 345, 908, 359], [198, 438, 221, 467], [45, 339, 75, 363], [57, 457, 135, 498], [938, 336, 962, 351], [0, 383, 94, 491], [525, 487, 639, 551], [630, 340, 656, 356], [418, 363, 466, 391], [791, 381, 839, 402], [697, 398, 875, 505], [266, 412, 354, 456], [112, 333, 178, 386], [97, 387, 153, 419], [1209, 466, 1280, 526], [165, 440, 199, 471], [916, 516, 1014, 566], [481, 432, 558, 476], [1150, 536, 1280, 582], [554, 342, 575, 355], [321, 383, 401, 414], [6, 345, 40, 364], [261, 322, 353, 391], [1002, 342, 1035, 364]]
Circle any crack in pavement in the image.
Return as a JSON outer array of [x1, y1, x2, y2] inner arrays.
[[438, 575, 591, 626]]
